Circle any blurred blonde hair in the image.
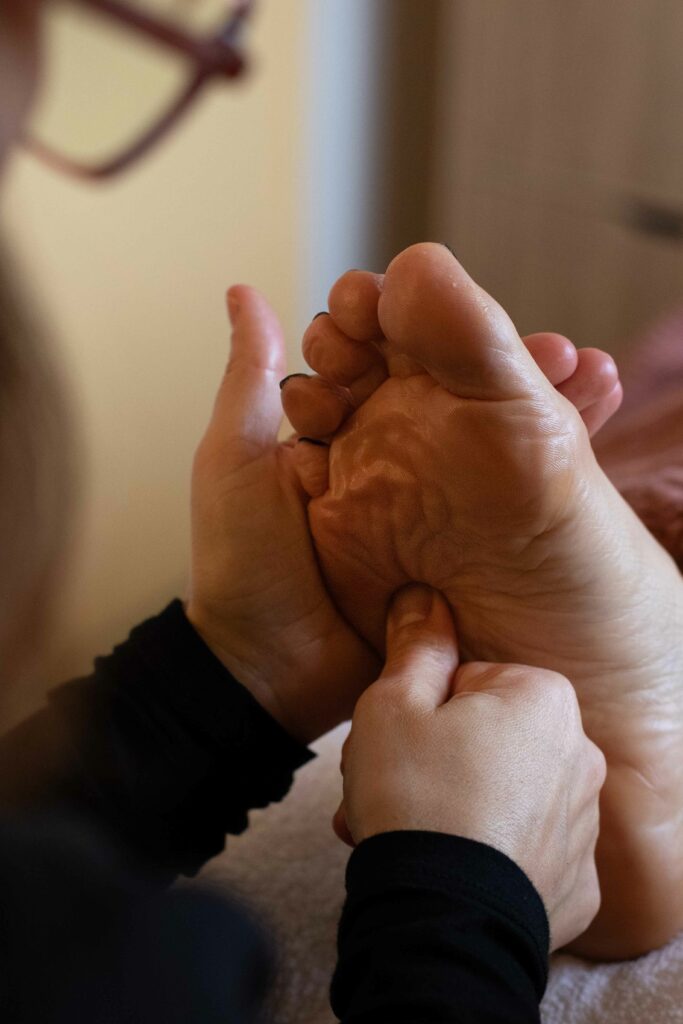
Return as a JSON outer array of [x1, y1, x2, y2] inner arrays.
[[0, 242, 73, 698]]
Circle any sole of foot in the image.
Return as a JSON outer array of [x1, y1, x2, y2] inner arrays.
[[286, 244, 683, 960]]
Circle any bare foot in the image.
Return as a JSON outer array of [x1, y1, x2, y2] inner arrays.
[[284, 244, 683, 960]]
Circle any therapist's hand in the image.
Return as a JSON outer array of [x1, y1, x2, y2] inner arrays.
[[335, 584, 606, 951], [186, 286, 379, 744]]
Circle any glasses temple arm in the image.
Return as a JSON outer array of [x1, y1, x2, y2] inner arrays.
[[23, 71, 209, 181], [77, 0, 248, 73]]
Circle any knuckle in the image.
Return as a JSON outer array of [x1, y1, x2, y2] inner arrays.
[[588, 742, 608, 788], [354, 682, 405, 723], [537, 668, 576, 702], [540, 673, 582, 726], [495, 665, 577, 717], [504, 665, 572, 700]]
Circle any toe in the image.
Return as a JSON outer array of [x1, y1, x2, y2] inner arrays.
[[581, 381, 624, 437], [302, 313, 385, 385], [378, 243, 544, 401], [281, 374, 354, 438], [556, 348, 620, 412], [524, 332, 578, 386], [292, 437, 330, 499], [328, 270, 384, 341]]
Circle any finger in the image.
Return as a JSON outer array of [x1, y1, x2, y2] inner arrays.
[[556, 347, 620, 412], [303, 313, 386, 385], [281, 361, 388, 440], [346, 362, 391, 406], [280, 373, 354, 437], [332, 799, 356, 848], [291, 437, 330, 499], [377, 585, 459, 710], [523, 332, 578, 385], [581, 380, 623, 437], [206, 285, 287, 453], [328, 270, 384, 342]]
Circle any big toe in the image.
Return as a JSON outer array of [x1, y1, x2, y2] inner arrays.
[[378, 243, 548, 401]]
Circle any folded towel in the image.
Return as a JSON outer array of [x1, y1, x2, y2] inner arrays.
[[544, 938, 683, 1023]]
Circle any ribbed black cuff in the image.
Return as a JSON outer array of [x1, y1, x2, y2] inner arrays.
[[346, 830, 550, 989], [104, 599, 315, 774]]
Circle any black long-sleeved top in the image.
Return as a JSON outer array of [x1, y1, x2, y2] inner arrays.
[[0, 601, 550, 1022]]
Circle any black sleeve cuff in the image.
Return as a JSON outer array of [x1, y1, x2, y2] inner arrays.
[[100, 599, 314, 770], [42, 600, 314, 876], [333, 830, 549, 1022]]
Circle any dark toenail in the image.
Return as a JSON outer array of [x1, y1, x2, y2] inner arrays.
[[313, 311, 328, 320], [440, 243, 457, 258], [298, 436, 330, 447], [279, 373, 310, 390]]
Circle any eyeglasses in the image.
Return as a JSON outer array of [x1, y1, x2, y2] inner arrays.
[[22, 0, 256, 181]]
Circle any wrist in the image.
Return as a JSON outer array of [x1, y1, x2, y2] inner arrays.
[[183, 600, 323, 745]]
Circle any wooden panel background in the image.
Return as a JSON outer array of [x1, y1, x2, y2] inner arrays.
[[429, 0, 683, 356]]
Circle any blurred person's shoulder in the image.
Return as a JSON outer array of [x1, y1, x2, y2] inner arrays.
[[0, 812, 273, 1022]]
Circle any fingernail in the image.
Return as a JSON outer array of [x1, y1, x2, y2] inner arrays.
[[227, 292, 240, 324], [279, 373, 310, 390], [389, 585, 435, 631], [298, 437, 330, 447], [440, 243, 457, 259], [313, 311, 328, 320]]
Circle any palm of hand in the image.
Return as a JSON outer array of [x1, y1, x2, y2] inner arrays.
[[188, 287, 378, 744]]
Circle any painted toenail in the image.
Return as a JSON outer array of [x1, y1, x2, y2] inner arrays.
[[313, 311, 329, 320], [298, 436, 330, 447], [279, 373, 310, 390]]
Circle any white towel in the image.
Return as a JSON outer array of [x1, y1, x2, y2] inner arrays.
[[543, 939, 683, 1024], [199, 724, 683, 1024]]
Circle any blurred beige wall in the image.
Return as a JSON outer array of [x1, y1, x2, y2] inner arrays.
[[0, 0, 390, 711], [2, 1, 311, 689]]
